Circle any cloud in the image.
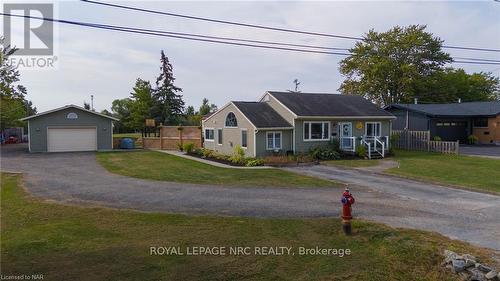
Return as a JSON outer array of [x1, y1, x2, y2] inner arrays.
[[12, 0, 500, 112]]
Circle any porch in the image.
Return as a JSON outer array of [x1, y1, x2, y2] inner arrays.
[[337, 136, 390, 159]]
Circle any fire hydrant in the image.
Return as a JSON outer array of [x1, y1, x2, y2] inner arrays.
[[340, 187, 355, 235]]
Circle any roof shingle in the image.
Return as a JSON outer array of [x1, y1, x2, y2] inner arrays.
[[386, 101, 500, 117], [232, 102, 292, 128], [268, 91, 394, 117]]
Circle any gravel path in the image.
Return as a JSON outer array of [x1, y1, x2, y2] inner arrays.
[[2, 144, 499, 251]]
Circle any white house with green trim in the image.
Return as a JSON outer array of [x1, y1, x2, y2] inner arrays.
[[202, 91, 396, 159]]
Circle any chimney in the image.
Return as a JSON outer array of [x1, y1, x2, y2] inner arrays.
[[458, 98, 461, 103], [414, 98, 418, 104]]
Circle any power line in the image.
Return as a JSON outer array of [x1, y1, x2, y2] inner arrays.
[[81, 0, 500, 53], [2, 12, 500, 66], [0, 13, 351, 56]]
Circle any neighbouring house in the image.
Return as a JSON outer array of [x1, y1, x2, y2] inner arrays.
[[385, 101, 500, 144], [20, 105, 118, 152], [202, 91, 395, 158]]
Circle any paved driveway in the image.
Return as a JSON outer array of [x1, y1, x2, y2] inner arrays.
[[460, 145, 500, 158], [1, 144, 499, 251]]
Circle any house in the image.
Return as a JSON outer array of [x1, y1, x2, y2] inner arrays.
[[385, 101, 500, 144], [20, 105, 118, 152], [202, 91, 395, 158]]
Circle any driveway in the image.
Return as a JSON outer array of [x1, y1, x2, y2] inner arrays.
[[460, 145, 500, 158], [1, 144, 500, 251]]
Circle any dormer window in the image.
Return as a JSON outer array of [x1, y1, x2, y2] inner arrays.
[[225, 112, 238, 127]]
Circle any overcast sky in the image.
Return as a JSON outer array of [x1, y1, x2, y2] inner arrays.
[[5, 0, 500, 112]]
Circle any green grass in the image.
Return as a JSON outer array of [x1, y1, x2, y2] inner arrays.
[[1, 173, 493, 281], [388, 150, 500, 193], [323, 159, 380, 168], [96, 150, 337, 188], [113, 133, 142, 138]]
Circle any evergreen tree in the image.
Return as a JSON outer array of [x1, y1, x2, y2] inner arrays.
[[151, 50, 184, 125]]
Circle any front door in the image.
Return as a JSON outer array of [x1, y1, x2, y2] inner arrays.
[[339, 122, 353, 149]]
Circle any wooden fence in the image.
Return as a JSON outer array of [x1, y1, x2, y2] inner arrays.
[[392, 130, 459, 154], [143, 126, 202, 150]]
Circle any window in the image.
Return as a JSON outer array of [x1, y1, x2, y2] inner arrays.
[[204, 129, 214, 141], [266, 131, 282, 150], [241, 130, 248, 148], [66, 112, 78, 119], [303, 122, 330, 141], [473, 118, 488, 128], [225, 112, 238, 127], [365, 122, 381, 137], [217, 129, 223, 145]]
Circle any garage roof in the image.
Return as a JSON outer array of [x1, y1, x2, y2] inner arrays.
[[385, 101, 500, 117], [20, 105, 119, 121], [232, 102, 293, 128]]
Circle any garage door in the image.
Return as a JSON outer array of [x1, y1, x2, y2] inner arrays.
[[47, 128, 97, 152], [435, 121, 468, 143]]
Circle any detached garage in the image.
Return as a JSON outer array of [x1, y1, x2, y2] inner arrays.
[[21, 105, 118, 152]]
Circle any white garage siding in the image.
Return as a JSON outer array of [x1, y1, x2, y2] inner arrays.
[[47, 127, 97, 152]]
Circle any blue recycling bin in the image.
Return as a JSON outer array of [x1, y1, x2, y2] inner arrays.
[[120, 138, 135, 149]]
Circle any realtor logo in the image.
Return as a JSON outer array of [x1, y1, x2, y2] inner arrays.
[[3, 3, 54, 56]]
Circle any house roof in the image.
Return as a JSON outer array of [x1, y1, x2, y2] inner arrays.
[[232, 102, 293, 128], [267, 91, 395, 118], [385, 101, 500, 117], [20, 105, 119, 121]]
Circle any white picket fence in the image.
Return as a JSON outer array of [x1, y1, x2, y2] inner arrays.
[[392, 130, 459, 154]]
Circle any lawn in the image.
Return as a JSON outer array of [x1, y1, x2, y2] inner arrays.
[[1, 173, 493, 281], [388, 150, 500, 193], [96, 150, 337, 187]]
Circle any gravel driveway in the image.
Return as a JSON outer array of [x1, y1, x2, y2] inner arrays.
[[1, 144, 499, 251]]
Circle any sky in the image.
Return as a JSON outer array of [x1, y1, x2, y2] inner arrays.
[[3, 0, 500, 112]]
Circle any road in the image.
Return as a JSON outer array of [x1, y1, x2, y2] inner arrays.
[[1, 144, 499, 250]]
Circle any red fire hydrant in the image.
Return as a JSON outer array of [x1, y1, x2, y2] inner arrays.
[[340, 187, 355, 235]]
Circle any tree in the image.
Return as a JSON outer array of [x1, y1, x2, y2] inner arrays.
[[339, 25, 452, 106], [198, 98, 217, 116], [110, 98, 134, 133], [151, 51, 184, 125], [129, 78, 153, 130], [0, 36, 36, 131], [414, 68, 500, 103]]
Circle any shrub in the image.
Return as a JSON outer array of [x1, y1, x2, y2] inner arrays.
[[433, 136, 442, 141], [390, 134, 400, 147], [329, 138, 341, 153], [309, 146, 341, 160], [176, 142, 183, 151], [467, 135, 478, 145], [245, 158, 264, 167], [229, 145, 246, 164], [182, 142, 195, 154], [201, 148, 215, 158], [356, 145, 367, 158]]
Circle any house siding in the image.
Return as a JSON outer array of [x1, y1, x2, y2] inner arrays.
[[389, 108, 429, 131], [28, 107, 113, 152], [255, 129, 293, 157], [473, 115, 500, 144], [202, 103, 256, 157], [261, 93, 296, 123], [294, 119, 391, 152]]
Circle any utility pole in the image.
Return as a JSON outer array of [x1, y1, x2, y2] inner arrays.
[[91, 95, 94, 111]]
